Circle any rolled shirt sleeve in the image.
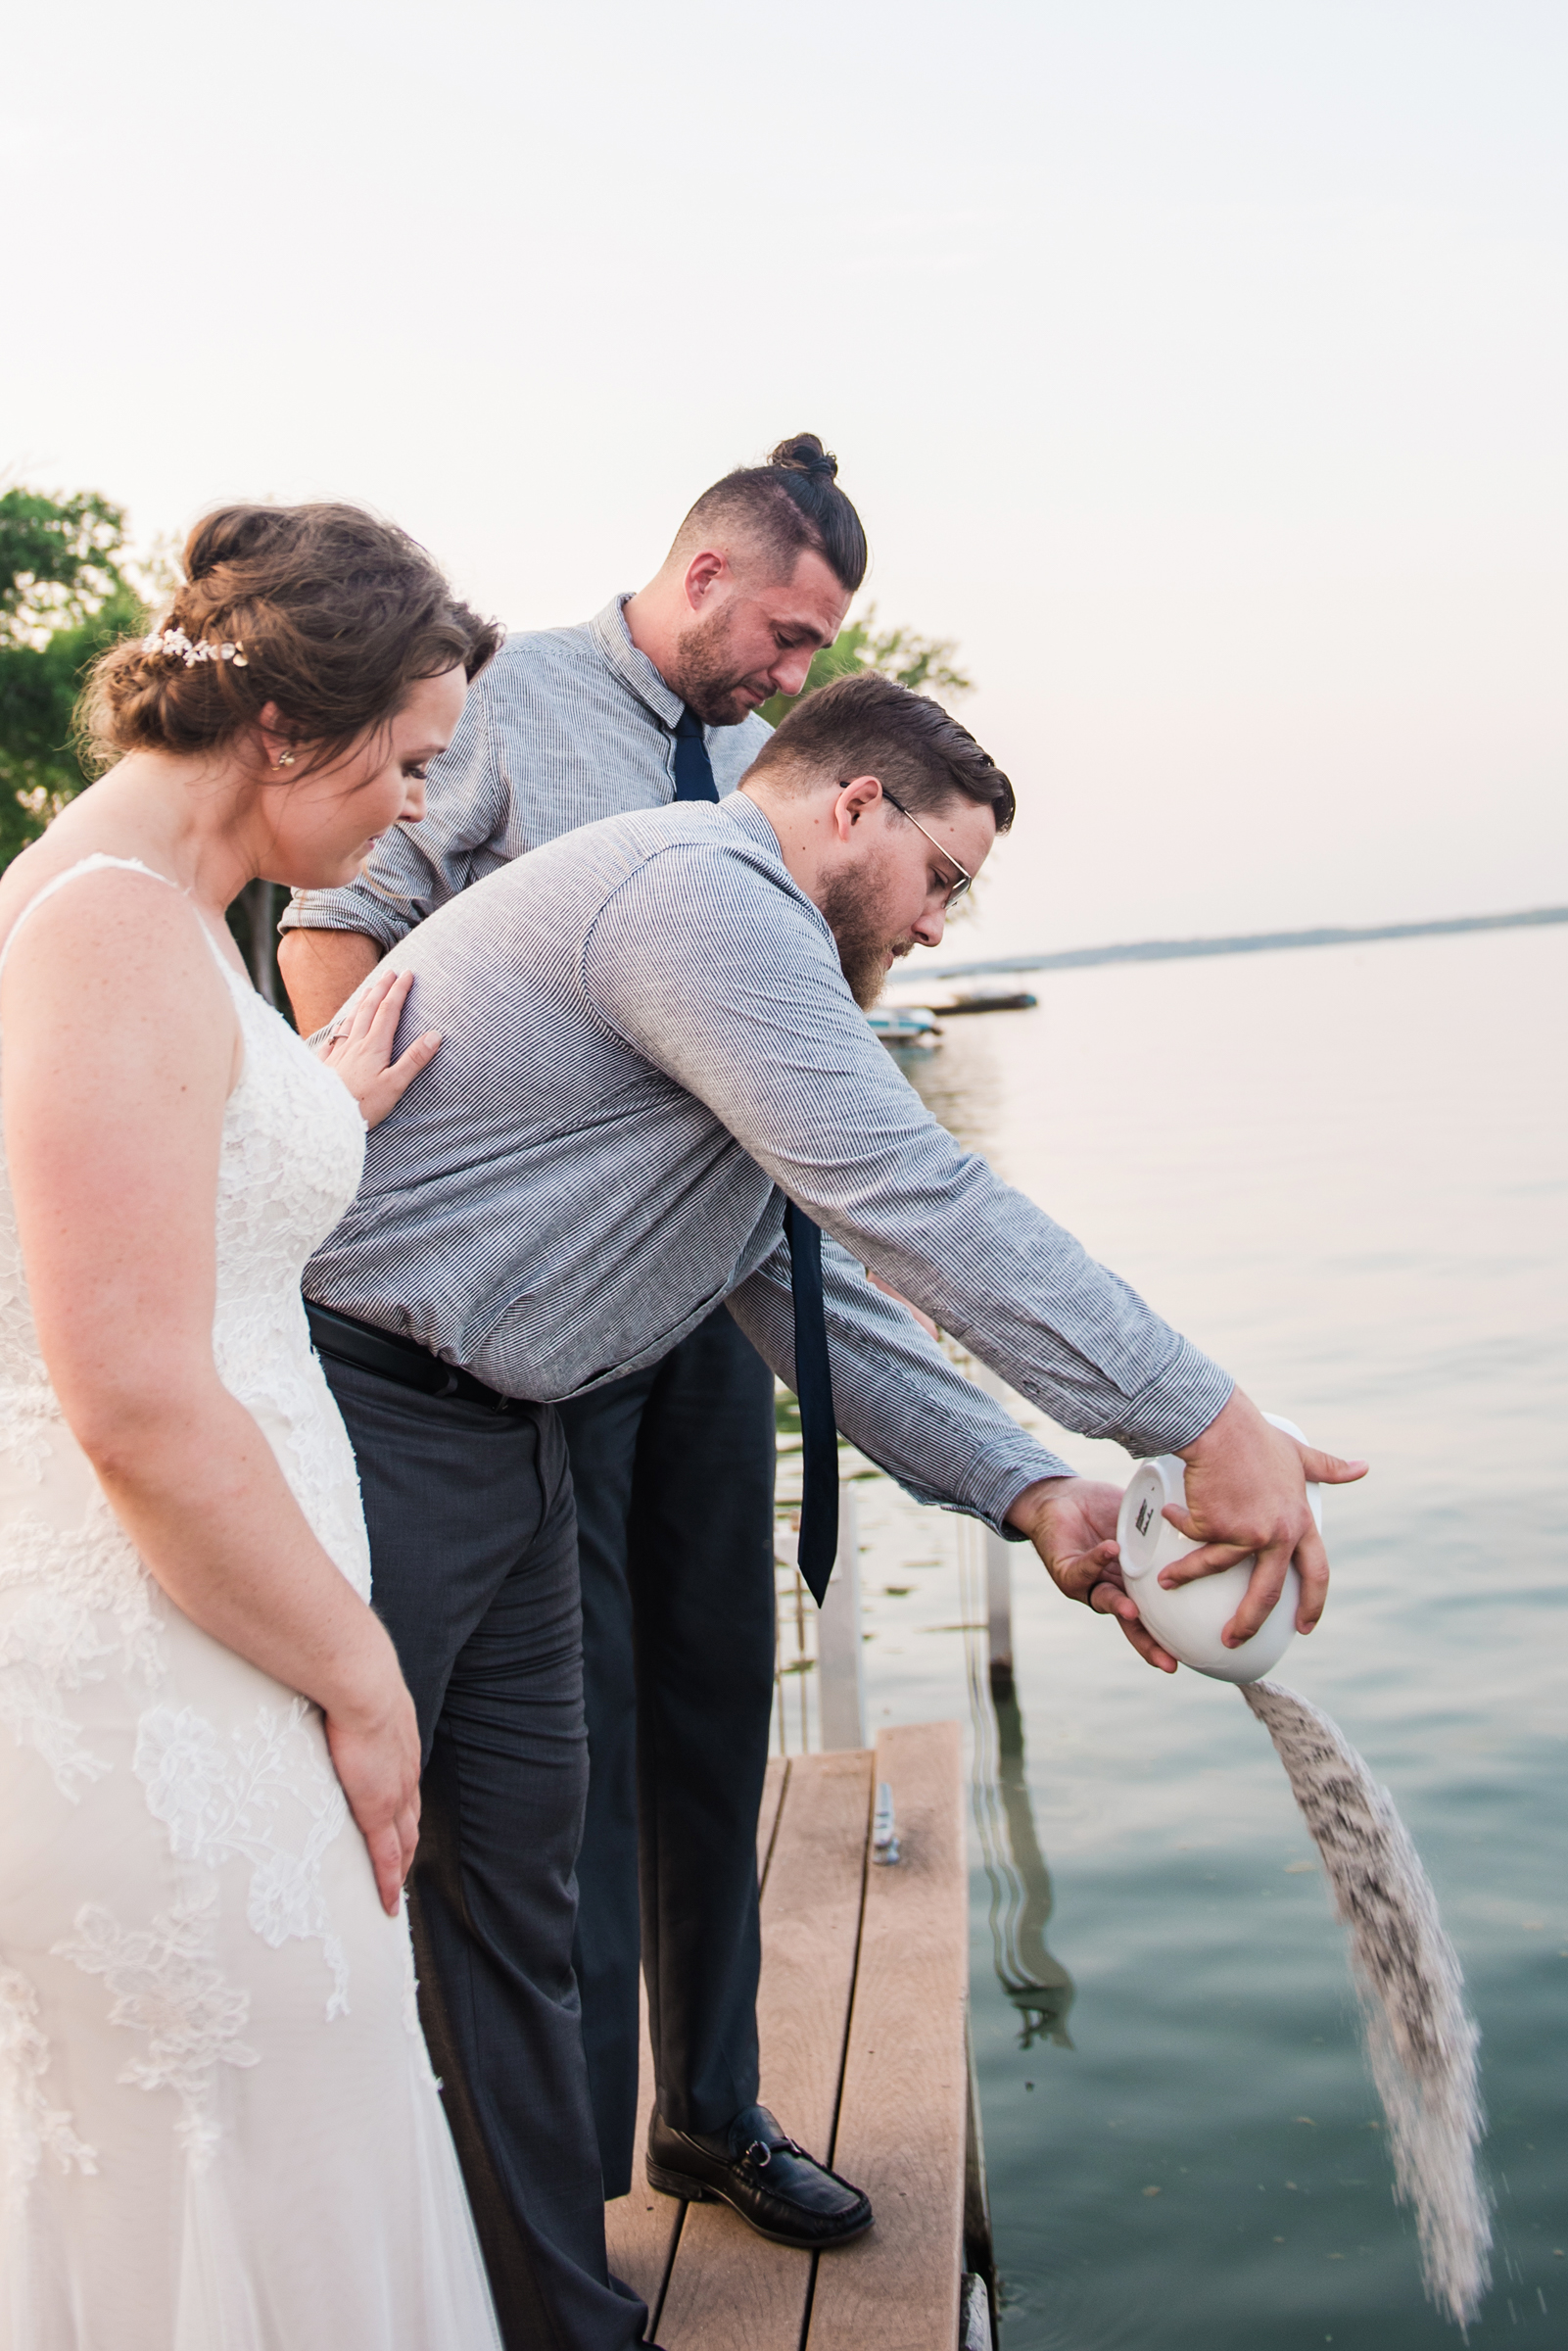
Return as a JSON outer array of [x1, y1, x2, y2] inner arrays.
[[580, 833, 1235, 1475]]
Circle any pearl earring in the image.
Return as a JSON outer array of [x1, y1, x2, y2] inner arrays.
[[275, 750, 296, 769]]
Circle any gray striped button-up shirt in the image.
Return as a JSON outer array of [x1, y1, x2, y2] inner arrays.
[[305, 792, 1234, 1533], [281, 595, 773, 946]]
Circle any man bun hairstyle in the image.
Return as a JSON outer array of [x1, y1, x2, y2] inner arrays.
[[81, 501, 503, 777], [674, 434, 869, 594], [745, 669, 1016, 833]]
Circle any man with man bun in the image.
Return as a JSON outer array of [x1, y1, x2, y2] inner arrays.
[[281, 441, 874, 2343]]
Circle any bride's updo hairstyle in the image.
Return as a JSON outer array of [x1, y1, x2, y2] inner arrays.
[[82, 502, 502, 778]]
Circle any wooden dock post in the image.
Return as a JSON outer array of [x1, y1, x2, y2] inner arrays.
[[967, 1360, 1018, 1695], [818, 1483, 867, 1751], [983, 1526, 1014, 1697]]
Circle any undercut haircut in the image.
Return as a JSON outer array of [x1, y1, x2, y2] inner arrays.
[[673, 434, 869, 594], [743, 670, 1016, 832]]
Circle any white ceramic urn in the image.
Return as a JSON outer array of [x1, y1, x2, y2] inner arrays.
[[1114, 1415, 1322, 1684]]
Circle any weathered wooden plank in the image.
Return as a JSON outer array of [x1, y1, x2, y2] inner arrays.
[[807, 1721, 967, 2351], [656, 1748, 874, 2350], [605, 1752, 791, 2326]]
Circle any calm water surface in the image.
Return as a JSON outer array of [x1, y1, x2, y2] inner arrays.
[[843, 927, 1565, 2349]]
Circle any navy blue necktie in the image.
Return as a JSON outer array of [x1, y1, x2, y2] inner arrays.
[[784, 1201, 838, 1604], [671, 705, 719, 801]]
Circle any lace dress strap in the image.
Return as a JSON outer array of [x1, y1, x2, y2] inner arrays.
[[0, 853, 236, 986]]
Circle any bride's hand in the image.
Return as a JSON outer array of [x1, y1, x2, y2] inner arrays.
[[324, 1668, 422, 1915], [315, 968, 440, 1128]]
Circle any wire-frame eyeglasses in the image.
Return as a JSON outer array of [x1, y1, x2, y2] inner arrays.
[[873, 784, 974, 905]]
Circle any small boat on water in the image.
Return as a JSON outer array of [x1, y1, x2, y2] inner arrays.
[[871, 989, 1037, 1049], [868, 1005, 943, 1049], [927, 988, 1038, 1017]]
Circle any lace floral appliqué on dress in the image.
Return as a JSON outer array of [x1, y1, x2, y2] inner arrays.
[[0, 1499, 164, 1803], [54, 1891, 260, 2167], [135, 1701, 351, 2018], [0, 1965, 96, 2214]]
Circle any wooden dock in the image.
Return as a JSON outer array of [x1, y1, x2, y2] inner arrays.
[[605, 1720, 990, 2350]]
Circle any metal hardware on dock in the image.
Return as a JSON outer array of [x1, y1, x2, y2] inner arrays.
[[960, 2272, 992, 2350], [872, 1781, 900, 1864]]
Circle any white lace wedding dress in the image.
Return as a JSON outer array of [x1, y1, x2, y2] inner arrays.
[[0, 858, 501, 2348]]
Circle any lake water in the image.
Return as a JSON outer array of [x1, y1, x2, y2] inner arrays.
[[813, 926, 1565, 2349]]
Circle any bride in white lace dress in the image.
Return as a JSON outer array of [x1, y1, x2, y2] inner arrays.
[[0, 504, 503, 2347]]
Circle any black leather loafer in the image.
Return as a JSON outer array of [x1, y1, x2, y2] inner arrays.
[[646, 2103, 874, 2248]]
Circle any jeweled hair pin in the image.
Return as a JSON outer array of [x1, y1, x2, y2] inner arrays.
[[142, 626, 248, 668]]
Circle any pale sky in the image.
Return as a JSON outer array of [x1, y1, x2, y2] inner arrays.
[[5, 1, 1563, 959]]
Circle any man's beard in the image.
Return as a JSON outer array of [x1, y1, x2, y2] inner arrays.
[[819, 861, 914, 1011], [667, 602, 769, 727]]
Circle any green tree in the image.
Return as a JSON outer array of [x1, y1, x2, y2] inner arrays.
[[0, 488, 145, 868], [757, 604, 973, 729]]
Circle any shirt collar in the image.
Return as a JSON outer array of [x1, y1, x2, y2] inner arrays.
[[588, 594, 686, 730], [719, 792, 836, 955], [718, 789, 789, 862]]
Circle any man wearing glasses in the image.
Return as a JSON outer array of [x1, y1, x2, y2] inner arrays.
[[302, 667, 1354, 2351]]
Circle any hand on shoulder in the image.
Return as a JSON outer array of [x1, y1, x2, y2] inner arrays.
[[313, 966, 441, 1129]]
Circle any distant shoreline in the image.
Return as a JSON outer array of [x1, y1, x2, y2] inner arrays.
[[897, 904, 1568, 988]]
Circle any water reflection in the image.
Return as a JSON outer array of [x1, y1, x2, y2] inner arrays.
[[891, 1025, 1006, 1160], [974, 1677, 1076, 2050]]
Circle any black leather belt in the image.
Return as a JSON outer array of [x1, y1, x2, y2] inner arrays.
[[306, 1301, 527, 1414]]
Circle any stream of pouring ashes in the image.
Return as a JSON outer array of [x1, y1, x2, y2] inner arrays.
[[1242, 1681, 1490, 2328]]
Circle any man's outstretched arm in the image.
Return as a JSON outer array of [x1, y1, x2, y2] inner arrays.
[[735, 1228, 1363, 1668], [728, 1242, 1176, 1674]]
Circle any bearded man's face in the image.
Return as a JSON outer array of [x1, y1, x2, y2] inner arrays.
[[666, 550, 849, 726], [666, 600, 774, 728], [818, 838, 918, 1010]]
